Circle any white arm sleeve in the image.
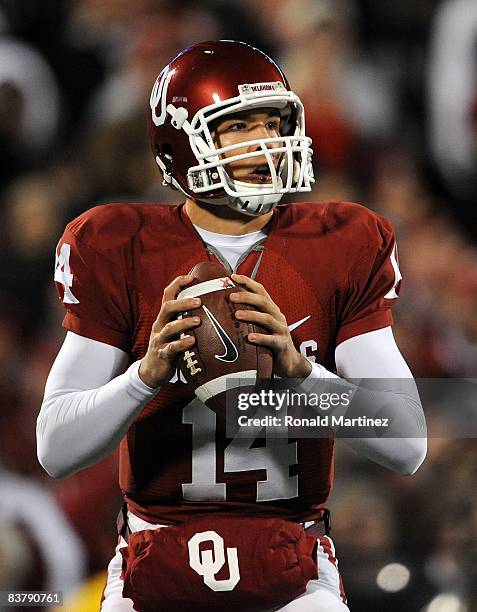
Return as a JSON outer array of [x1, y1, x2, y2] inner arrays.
[[335, 326, 414, 378], [307, 327, 426, 475], [36, 332, 159, 479], [336, 327, 426, 475]]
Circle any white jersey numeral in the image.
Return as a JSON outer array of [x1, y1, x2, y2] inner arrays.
[[182, 401, 226, 500], [182, 399, 298, 502], [384, 243, 402, 299], [54, 243, 79, 304], [225, 434, 298, 501], [188, 531, 240, 591]]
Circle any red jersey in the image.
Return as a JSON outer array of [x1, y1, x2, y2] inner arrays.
[[54, 201, 400, 524]]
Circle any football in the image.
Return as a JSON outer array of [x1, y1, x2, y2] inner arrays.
[[176, 262, 273, 404]]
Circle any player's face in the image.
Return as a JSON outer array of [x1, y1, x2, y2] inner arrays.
[[211, 109, 282, 184]]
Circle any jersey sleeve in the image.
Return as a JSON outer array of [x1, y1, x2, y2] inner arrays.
[[336, 215, 402, 346], [54, 224, 131, 352]]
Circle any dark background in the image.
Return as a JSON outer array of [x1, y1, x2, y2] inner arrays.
[[0, 1, 475, 610]]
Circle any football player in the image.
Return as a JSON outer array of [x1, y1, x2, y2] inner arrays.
[[37, 41, 426, 611]]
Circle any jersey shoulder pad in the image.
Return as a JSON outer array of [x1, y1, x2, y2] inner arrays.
[[323, 200, 393, 242], [287, 200, 394, 253], [65, 203, 145, 251], [65, 202, 180, 252]]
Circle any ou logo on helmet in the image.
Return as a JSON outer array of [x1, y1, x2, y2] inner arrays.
[[188, 530, 240, 591], [150, 67, 175, 127]]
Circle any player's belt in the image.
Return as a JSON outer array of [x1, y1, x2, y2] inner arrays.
[[117, 503, 331, 542]]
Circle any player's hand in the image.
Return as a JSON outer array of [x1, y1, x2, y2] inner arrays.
[[230, 273, 312, 379], [138, 275, 202, 387]]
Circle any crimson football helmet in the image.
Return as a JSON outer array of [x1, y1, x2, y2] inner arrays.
[[149, 40, 314, 216]]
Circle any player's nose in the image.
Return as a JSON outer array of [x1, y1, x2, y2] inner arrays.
[[248, 125, 280, 155], [246, 121, 275, 139]]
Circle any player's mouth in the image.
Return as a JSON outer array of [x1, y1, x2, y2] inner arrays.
[[245, 164, 274, 184]]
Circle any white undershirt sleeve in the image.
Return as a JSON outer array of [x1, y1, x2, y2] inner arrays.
[[335, 326, 413, 378], [36, 332, 159, 479], [305, 326, 427, 475]]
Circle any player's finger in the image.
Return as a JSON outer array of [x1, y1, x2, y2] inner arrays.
[[235, 309, 286, 333], [154, 297, 201, 329], [164, 297, 201, 317], [230, 274, 271, 298], [160, 316, 201, 340], [159, 335, 196, 360], [247, 332, 285, 350], [229, 291, 281, 317], [162, 275, 195, 303]]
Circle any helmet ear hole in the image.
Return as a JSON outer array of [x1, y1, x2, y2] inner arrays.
[[158, 143, 173, 169], [155, 143, 177, 187]]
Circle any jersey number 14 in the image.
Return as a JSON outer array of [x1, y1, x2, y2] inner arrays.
[[182, 400, 298, 503]]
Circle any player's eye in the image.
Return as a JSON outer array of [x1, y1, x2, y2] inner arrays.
[[266, 120, 281, 132], [228, 122, 247, 131]]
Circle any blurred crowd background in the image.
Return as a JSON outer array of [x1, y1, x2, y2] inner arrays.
[[0, 0, 476, 610]]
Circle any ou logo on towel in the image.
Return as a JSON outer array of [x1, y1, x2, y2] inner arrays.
[[188, 531, 240, 591]]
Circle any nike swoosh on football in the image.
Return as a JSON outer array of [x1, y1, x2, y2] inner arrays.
[[287, 315, 311, 333], [202, 305, 239, 363]]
